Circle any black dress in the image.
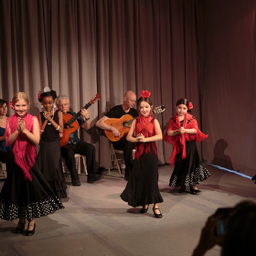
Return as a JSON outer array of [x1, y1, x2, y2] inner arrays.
[[120, 118, 163, 207], [37, 110, 67, 199], [121, 147, 163, 207], [0, 153, 64, 220], [169, 120, 210, 188]]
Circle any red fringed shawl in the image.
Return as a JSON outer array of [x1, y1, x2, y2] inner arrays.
[[135, 115, 158, 160], [163, 113, 208, 166], [5, 113, 37, 181]]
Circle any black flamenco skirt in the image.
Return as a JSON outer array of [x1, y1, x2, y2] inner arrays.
[[36, 139, 67, 199], [121, 148, 163, 207], [0, 154, 64, 221], [169, 140, 210, 188]]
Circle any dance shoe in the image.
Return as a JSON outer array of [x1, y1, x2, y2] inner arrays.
[[72, 180, 81, 186], [15, 221, 26, 233], [179, 187, 186, 193], [153, 207, 163, 218], [140, 205, 149, 214], [87, 174, 102, 183], [190, 187, 201, 194], [26, 223, 36, 236]]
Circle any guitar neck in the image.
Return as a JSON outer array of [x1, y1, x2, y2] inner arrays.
[[123, 116, 138, 127], [66, 102, 91, 126]]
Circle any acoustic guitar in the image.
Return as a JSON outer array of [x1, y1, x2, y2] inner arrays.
[[60, 93, 101, 147], [104, 104, 165, 142]]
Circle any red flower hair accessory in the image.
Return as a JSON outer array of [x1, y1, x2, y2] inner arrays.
[[38, 91, 41, 100], [141, 90, 151, 98], [9, 100, 14, 110], [188, 102, 193, 110]]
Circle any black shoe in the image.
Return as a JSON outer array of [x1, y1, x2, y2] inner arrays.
[[87, 174, 101, 183], [190, 187, 201, 194], [72, 180, 81, 186], [153, 207, 163, 218], [140, 205, 149, 214], [179, 187, 186, 193], [96, 167, 107, 175], [15, 221, 26, 233], [26, 223, 36, 236]]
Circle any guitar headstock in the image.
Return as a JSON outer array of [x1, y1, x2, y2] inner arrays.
[[90, 93, 101, 104], [152, 104, 165, 114]]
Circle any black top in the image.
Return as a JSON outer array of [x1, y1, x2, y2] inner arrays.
[[40, 110, 60, 142], [105, 105, 138, 119]]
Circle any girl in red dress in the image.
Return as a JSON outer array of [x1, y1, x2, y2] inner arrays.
[[163, 98, 210, 194]]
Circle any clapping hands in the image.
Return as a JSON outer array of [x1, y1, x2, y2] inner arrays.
[[136, 133, 146, 142], [179, 127, 185, 134], [43, 111, 52, 120], [17, 117, 26, 133]]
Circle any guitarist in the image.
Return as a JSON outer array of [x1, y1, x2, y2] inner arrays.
[[96, 91, 138, 180], [56, 94, 101, 186]]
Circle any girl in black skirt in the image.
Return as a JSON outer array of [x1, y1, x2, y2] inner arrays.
[[121, 90, 163, 218], [0, 92, 63, 236], [37, 88, 67, 199], [163, 98, 210, 194]]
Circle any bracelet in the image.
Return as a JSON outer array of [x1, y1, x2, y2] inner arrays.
[[40, 129, 44, 133], [56, 125, 60, 131]]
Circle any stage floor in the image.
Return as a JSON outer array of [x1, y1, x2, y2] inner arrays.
[[0, 164, 255, 256]]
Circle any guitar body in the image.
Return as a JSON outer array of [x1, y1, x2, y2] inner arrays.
[[60, 93, 101, 147], [104, 114, 134, 142], [60, 114, 80, 147]]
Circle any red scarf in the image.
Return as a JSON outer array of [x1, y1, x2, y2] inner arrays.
[[163, 113, 208, 165], [135, 115, 158, 160], [5, 113, 37, 181]]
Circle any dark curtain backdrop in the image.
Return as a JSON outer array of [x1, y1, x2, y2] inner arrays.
[[202, 0, 256, 177], [0, 0, 204, 169]]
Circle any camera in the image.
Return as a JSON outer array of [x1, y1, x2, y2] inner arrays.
[[214, 207, 233, 236]]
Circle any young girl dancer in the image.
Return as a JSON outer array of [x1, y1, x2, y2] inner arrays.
[[163, 98, 210, 194], [37, 88, 67, 199], [0, 92, 63, 236], [121, 90, 163, 218]]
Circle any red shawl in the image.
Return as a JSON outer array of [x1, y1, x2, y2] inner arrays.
[[163, 113, 208, 165], [5, 113, 37, 181], [134, 115, 158, 160]]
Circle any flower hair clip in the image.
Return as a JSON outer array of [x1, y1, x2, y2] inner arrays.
[[9, 100, 14, 110], [188, 102, 193, 110], [38, 91, 41, 100], [141, 90, 151, 98]]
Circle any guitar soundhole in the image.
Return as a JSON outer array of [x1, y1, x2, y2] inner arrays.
[[123, 122, 129, 128]]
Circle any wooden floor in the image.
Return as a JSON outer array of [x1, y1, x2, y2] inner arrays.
[[0, 164, 255, 256]]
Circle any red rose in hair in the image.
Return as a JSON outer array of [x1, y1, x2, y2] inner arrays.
[[9, 100, 14, 110], [141, 90, 151, 98], [38, 91, 41, 100], [188, 102, 193, 110]]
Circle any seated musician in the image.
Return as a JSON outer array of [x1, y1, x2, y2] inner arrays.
[[56, 94, 101, 186], [96, 91, 138, 180]]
